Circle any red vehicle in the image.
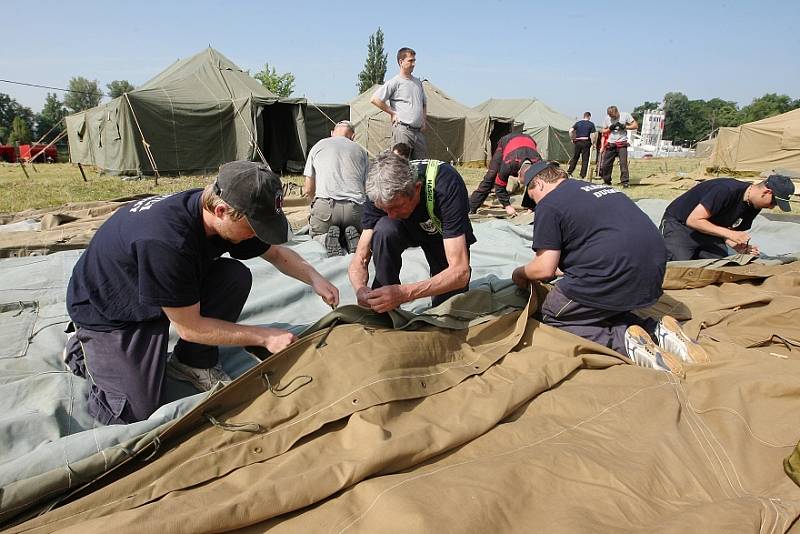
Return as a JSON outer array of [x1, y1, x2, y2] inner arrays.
[[0, 145, 17, 163], [18, 144, 57, 162]]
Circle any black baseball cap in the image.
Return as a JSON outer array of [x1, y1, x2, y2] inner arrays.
[[213, 161, 289, 244], [521, 160, 557, 189], [765, 174, 795, 212]]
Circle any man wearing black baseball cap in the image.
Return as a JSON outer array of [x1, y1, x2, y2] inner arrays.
[[64, 160, 339, 425], [510, 162, 708, 373], [660, 174, 795, 261]]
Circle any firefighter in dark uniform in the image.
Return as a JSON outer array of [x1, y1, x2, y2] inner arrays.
[[468, 132, 542, 216], [660, 175, 795, 261], [348, 152, 475, 313]]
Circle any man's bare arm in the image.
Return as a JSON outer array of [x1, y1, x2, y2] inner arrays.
[[163, 303, 296, 353]]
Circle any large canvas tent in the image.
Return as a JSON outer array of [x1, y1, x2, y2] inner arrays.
[[709, 109, 800, 173], [474, 98, 575, 162], [350, 81, 503, 164], [65, 48, 348, 175]]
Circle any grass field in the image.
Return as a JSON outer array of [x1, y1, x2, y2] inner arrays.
[[0, 157, 735, 214]]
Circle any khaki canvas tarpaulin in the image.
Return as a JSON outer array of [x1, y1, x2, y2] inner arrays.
[[0, 197, 152, 258], [8, 263, 800, 533], [474, 98, 575, 162]]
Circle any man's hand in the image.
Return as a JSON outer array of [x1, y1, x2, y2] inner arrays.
[[262, 328, 297, 353], [311, 275, 340, 309], [725, 230, 751, 248], [355, 287, 372, 308], [365, 285, 408, 313], [504, 205, 518, 217], [390, 111, 399, 124], [511, 266, 530, 289], [732, 242, 760, 256]]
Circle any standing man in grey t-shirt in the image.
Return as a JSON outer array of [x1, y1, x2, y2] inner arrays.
[[304, 120, 370, 256], [600, 105, 638, 188], [370, 47, 428, 160]]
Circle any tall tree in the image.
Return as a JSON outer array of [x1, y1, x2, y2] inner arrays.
[[106, 80, 135, 99], [662, 91, 691, 142], [253, 63, 295, 97], [0, 93, 34, 144], [738, 93, 799, 124], [357, 28, 388, 93], [35, 93, 67, 139], [7, 116, 33, 145], [64, 77, 103, 113]]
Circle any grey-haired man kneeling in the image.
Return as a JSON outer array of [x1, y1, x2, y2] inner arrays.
[[348, 153, 474, 313]]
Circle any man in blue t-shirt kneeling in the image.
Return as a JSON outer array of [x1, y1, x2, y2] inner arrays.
[[65, 161, 339, 425], [348, 152, 475, 313], [511, 162, 709, 373]]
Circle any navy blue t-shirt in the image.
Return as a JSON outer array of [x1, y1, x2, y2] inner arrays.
[[663, 178, 760, 230], [532, 179, 666, 311], [67, 189, 269, 331], [572, 119, 596, 140], [362, 161, 476, 245]]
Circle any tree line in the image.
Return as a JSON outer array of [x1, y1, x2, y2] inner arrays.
[[0, 77, 134, 145], [632, 91, 800, 145]]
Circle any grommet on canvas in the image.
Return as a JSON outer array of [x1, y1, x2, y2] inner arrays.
[[253, 447, 262, 454], [351, 398, 359, 405]]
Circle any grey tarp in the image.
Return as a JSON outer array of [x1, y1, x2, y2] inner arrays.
[[349, 81, 496, 164], [474, 98, 576, 162], [3, 202, 800, 531], [65, 47, 348, 175]]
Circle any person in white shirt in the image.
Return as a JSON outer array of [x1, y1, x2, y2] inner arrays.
[[600, 106, 638, 188], [370, 47, 428, 160]]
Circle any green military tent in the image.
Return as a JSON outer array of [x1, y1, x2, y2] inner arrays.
[[474, 98, 575, 162], [65, 47, 348, 175], [350, 80, 508, 165]]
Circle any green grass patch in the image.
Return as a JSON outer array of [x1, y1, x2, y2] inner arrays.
[[0, 157, 753, 214]]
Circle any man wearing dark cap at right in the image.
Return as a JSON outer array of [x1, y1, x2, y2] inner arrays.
[[64, 161, 339, 425], [660, 175, 795, 261]]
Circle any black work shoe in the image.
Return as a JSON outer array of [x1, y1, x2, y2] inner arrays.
[[325, 226, 344, 257], [344, 226, 360, 254]]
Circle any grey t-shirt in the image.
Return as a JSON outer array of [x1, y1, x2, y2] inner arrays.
[[603, 111, 635, 143], [304, 136, 369, 204], [373, 74, 427, 128]]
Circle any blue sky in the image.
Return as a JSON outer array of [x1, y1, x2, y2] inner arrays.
[[2, 0, 798, 120]]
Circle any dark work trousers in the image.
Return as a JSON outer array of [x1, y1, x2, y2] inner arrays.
[[540, 284, 656, 357], [567, 139, 592, 178], [469, 176, 510, 213], [64, 258, 252, 424], [660, 216, 729, 261], [600, 143, 629, 185], [370, 216, 470, 307]]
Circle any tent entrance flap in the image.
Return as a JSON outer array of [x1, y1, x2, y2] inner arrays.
[[256, 102, 305, 172]]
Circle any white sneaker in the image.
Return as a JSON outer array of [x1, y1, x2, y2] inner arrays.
[[166, 358, 232, 392], [624, 325, 683, 373], [655, 315, 710, 364]]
